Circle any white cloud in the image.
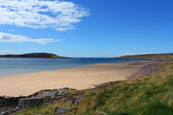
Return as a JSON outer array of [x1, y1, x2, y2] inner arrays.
[[0, 32, 62, 44], [0, 50, 13, 53], [0, 0, 89, 31]]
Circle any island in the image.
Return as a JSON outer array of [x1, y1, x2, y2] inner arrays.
[[0, 53, 67, 58]]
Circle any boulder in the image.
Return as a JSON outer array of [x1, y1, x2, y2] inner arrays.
[[0, 96, 24, 107], [71, 95, 82, 106], [30, 88, 74, 98], [18, 97, 45, 110], [1, 111, 8, 115], [54, 106, 70, 115], [0, 88, 76, 114]]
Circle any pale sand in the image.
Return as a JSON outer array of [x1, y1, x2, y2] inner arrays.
[[0, 61, 153, 97]]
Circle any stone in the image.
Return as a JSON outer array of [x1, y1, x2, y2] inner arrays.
[[30, 88, 74, 98], [0, 97, 24, 107], [71, 95, 82, 106], [54, 106, 70, 115], [0, 88, 75, 115], [18, 97, 45, 110], [1, 111, 8, 115]]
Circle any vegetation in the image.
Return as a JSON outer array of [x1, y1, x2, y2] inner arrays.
[[18, 55, 173, 115], [0, 53, 67, 58], [120, 53, 173, 60]]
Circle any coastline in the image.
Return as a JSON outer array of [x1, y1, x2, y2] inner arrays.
[[0, 61, 154, 97]]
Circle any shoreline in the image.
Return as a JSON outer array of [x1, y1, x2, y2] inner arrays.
[[0, 60, 145, 78], [0, 61, 154, 97], [0, 58, 143, 78]]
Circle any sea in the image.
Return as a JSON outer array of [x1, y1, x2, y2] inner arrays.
[[0, 58, 142, 77]]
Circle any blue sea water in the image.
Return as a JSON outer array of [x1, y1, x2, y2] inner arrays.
[[0, 58, 142, 77]]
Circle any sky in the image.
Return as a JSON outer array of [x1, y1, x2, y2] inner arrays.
[[0, 0, 173, 57]]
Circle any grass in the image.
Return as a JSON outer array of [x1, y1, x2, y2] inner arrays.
[[17, 100, 72, 115], [120, 53, 173, 61], [18, 59, 173, 115]]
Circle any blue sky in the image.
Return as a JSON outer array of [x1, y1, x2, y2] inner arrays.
[[0, 0, 173, 57]]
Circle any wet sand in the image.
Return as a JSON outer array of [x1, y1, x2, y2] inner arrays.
[[0, 61, 153, 97]]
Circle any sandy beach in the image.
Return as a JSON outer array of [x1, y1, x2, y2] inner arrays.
[[0, 61, 153, 97]]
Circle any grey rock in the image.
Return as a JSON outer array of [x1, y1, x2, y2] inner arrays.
[[15, 107, 20, 112], [0, 88, 75, 114], [71, 95, 81, 106], [18, 97, 45, 110], [54, 106, 70, 115], [30, 88, 74, 98], [0, 96, 24, 107], [1, 111, 8, 115]]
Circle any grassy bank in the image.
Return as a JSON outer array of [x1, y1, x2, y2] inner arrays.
[[120, 53, 173, 61], [18, 60, 173, 115]]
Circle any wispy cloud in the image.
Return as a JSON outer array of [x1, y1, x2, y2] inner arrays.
[[0, 50, 13, 54], [0, 0, 89, 31], [0, 32, 62, 44]]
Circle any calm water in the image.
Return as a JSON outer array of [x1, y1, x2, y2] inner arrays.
[[0, 58, 142, 77]]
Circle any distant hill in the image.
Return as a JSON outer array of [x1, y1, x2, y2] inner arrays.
[[120, 53, 173, 60], [0, 53, 67, 58]]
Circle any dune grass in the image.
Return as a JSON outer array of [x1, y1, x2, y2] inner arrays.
[[18, 60, 173, 115]]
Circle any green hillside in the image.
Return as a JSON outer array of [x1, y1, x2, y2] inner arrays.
[[0, 53, 67, 58], [120, 53, 173, 61]]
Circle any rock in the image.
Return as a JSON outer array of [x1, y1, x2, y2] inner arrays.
[[1, 111, 8, 115], [0, 96, 24, 107], [15, 107, 20, 112], [57, 88, 73, 95], [0, 88, 75, 114], [54, 106, 70, 115], [71, 95, 82, 106], [30, 88, 74, 98], [18, 97, 45, 110]]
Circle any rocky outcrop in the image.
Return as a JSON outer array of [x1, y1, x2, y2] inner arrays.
[[30, 88, 73, 98], [18, 97, 45, 110], [18, 88, 75, 110], [0, 88, 76, 115], [0, 96, 25, 108]]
